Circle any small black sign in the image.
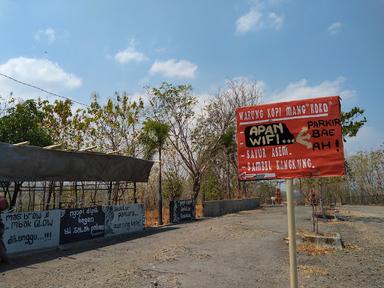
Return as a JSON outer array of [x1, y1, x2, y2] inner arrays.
[[245, 122, 295, 147], [59, 206, 105, 244], [169, 199, 195, 223]]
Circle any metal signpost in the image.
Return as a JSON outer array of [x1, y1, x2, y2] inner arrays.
[[236, 96, 345, 288]]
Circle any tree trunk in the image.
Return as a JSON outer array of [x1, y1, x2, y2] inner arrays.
[[108, 181, 113, 205], [113, 182, 119, 205], [10, 182, 23, 210], [58, 181, 63, 209], [27, 182, 31, 211], [237, 178, 241, 199], [42, 182, 47, 210], [226, 152, 231, 199], [32, 182, 36, 211], [53, 183, 56, 209], [18, 184, 23, 211], [312, 204, 316, 233], [92, 182, 98, 206], [192, 173, 202, 201], [242, 181, 247, 198], [201, 181, 206, 211], [0, 181, 10, 202], [158, 148, 163, 225], [45, 181, 54, 210], [74, 182, 78, 208], [319, 180, 325, 218], [133, 182, 137, 203], [81, 182, 85, 207]]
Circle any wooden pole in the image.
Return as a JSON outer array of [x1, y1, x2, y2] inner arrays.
[[286, 178, 298, 288], [158, 148, 163, 225], [133, 182, 137, 203], [58, 181, 63, 209], [32, 182, 36, 211], [108, 181, 113, 206]]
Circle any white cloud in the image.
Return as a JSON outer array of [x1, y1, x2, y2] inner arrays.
[[0, 57, 82, 99], [114, 45, 148, 64], [34, 28, 56, 44], [268, 77, 356, 103], [236, 8, 263, 33], [344, 126, 384, 155], [236, 2, 285, 34], [268, 12, 284, 30], [328, 22, 343, 35], [150, 59, 198, 79]]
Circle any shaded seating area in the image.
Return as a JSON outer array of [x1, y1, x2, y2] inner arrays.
[[0, 141, 154, 255], [0, 142, 154, 211]]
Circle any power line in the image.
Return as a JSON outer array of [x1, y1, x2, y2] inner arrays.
[[0, 72, 89, 107]]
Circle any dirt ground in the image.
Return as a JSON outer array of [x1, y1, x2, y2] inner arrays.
[[1, 205, 383, 288]]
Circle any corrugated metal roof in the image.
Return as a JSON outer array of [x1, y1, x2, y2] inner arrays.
[[0, 142, 154, 182]]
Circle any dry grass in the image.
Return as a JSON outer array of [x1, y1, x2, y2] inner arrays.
[[299, 264, 329, 278], [196, 204, 203, 218], [284, 229, 339, 255], [297, 243, 336, 255], [145, 208, 170, 227], [343, 243, 361, 251], [338, 208, 378, 218]]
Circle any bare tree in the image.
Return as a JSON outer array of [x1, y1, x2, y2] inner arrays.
[[148, 83, 206, 200], [147, 79, 263, 201], [200, 78, 263, 198]]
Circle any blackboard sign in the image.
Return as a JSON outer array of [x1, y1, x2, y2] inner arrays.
[[170, 199, 195, 223], [60, 206, 105, 244], [104, 204, 144, 236], [1, 210, 60, 254]]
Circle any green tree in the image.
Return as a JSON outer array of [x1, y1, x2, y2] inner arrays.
[[163, 149, 185, 201], [347, 147, 384, 200], [39, 99, 73, 148], [0, 98, 53, 209], [0, 99, 52, 146], [70, 108, 92, 150], [341, 106, 367, 140], [221, 126, 236, 199], [163, 171, 183, 201], [87, 92, 144, 155], [200, 168, 223, 201], [139, 119, 170, 225]]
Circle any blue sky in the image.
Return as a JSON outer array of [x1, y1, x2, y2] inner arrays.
[[0, 0, 383, 154]]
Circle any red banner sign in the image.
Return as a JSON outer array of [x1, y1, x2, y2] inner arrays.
[[236, 96, 345, 180]]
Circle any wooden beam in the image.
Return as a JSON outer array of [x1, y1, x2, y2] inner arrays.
[[43, 143, 63, 150], [13, 141, 30, 146], [79, 146, 97, 152]]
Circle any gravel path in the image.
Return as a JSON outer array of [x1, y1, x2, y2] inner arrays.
[[1, 205, 383, 288]]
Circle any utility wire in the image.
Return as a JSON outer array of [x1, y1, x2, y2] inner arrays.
[[0, 72, 89, 107]]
